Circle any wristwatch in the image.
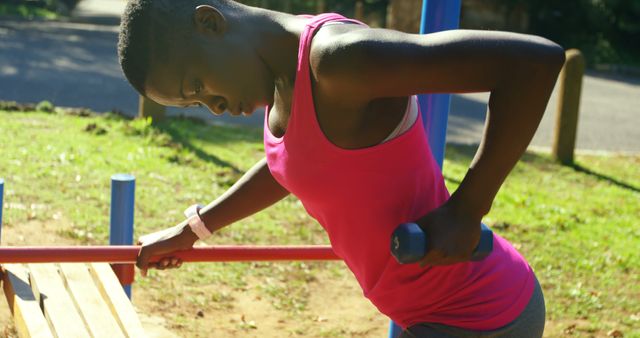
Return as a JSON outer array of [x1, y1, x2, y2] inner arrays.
[[184, 204, 212, 240]]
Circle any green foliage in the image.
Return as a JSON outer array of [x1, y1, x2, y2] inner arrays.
[[0, 0, 82, 18], [35, 100, 54, 113], [531, 0, 640, 65], [247, 0, 639, 65], [237, 0, 390, 26], [0, 3, 58, 19], [490, 0, 640, 66], [122, 116, 154, 136]]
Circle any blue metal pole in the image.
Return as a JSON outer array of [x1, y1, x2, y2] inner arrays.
[[0, 178, 4, 243], [388, 319, 402, 338], [110, 174, 135, 298], [419, 0, 462, 169], [388, 1, 462, 337]]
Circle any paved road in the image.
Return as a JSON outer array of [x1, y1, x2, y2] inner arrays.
[[0, 4, 638, 152], [547, 73, 640, 153], [451, 74, 640, 153]]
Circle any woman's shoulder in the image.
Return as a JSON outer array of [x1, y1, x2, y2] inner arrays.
[[308, 24, 393, 100], [308, 22, 369, 76]]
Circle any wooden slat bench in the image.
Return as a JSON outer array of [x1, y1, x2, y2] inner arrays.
[[1, 263, 146, 338]]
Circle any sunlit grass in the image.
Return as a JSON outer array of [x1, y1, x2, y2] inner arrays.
[[0, 110, 637, 337]]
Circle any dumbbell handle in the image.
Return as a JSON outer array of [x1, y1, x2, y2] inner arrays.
[[390, 223, 493, 264]]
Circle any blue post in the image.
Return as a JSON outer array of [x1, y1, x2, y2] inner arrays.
[[388, 1, 462, 337], [110, 174, 135, 298], [419, 0, 462, 169], [388, 319, 403, 338], [0, 178, 4, 243]]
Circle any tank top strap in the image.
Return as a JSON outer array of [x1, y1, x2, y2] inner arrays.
[[296, 13, 364, 77], [287, 14, 365, 137]]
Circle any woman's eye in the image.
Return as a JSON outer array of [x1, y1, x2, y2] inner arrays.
[[194, 80, 203, 95]]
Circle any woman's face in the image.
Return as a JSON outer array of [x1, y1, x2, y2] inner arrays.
[[144, 7, 275, 116]]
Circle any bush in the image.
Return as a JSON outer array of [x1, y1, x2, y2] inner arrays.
[[491, 0, 640, 66], [1, 0, 83, 17], [36, 100, 54, 113]]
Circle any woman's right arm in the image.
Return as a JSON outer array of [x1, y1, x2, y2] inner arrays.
[[200, 158, 289, 232], [198, 157, 290, 233], [136, 157, 289, 276]]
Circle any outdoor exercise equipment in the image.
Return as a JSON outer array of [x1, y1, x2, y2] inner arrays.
[[0, 245, 339, 264], [0, 175, 339, 337], [391, 222, 493, 264], [2, 262, 146, 338], [0, 176, 149, 337], [110, 174, 135, 297]]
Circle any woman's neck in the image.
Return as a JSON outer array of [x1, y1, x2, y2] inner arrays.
[[242, 7, 307, 91]]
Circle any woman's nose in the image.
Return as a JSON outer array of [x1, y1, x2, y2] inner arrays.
[[206, 96, 227, 115]]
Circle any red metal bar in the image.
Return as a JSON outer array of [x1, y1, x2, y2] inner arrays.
[[0, 245, 339, 264]]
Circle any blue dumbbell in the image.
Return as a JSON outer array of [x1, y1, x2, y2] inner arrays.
[[390, 223, 494, 264]]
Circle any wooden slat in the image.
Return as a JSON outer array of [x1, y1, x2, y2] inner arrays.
[[88, 263, 146, 338], [1, 264, 54, 338], [59, 264, 126, 338], [28, 264, 90, 338]]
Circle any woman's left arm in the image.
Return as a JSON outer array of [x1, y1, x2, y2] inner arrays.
[[315, 29, 565, 265]]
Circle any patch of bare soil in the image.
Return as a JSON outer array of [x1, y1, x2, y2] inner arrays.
[[132, 268, 389, 337], [305, 271, 389, 337], [544, 318, 631, 338]]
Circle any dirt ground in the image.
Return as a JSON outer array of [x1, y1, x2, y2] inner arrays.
[[130, 271, 389, 337], [0, 209, 388, 338]]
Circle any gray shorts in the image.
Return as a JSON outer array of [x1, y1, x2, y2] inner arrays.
[[400, 274, 546, 338]]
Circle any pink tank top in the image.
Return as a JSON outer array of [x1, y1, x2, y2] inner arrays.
[[264, 13, 535, 330]]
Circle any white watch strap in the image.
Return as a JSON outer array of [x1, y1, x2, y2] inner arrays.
[[184, 204, 212, 240]]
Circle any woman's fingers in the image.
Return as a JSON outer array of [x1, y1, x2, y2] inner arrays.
[[169, 257, 183, 269], [145, 257, 183, 272]]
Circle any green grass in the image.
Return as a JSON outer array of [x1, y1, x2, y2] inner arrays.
[[444, 146, 640, 336], [0, 4, 58, 19], [0, 110, 638, 337]]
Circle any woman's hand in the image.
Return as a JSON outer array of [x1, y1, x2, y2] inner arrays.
[[415, 200, 483, 267], [136, 221, 199, 277]]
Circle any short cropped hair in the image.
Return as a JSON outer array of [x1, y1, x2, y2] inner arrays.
[[118, 0, 211, 96]]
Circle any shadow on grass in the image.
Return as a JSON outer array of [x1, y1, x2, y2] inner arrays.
[[445, 143, 549, 164], [445, 142, 640, 193], [570, 163, 640, 193], [442, 143, 549, 186], [154, 118, 250, 174], [148, 120, 639, 194]]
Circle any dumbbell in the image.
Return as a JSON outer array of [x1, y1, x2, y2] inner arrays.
[[390, 222, 493, 264]]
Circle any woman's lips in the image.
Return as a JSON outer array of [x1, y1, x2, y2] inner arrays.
[[228, 102, 241, 116], [245, 103, 257, 116], [241, 102, 253, 116]]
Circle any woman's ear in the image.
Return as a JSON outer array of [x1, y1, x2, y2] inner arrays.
[[193, 5, 226, 36]]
